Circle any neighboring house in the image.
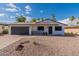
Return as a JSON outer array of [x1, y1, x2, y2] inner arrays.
[[65, 26, 79, 35], [0, 24, 8, 33], [8, 20, 66, 35], [0, 24, 3, 33], [60, 18, 79, 26]]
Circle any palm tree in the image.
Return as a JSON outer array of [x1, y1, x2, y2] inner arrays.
[[31, 18, 37, 22], [51, 14, 56, 21], [16, 16, 26, 22], [78, 17, 79, 20], [69, 16, 75, 26], [69, 16, 75, 21], [37, 18, 45, 21], [76, 17, 79, 24], [41, 18, 45, 21], [37, 18, 40, 21]]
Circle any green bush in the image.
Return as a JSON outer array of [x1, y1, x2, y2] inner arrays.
[[2, 29, 8, 34]]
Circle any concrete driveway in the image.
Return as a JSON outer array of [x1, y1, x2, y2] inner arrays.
[[0, 35, 23, 49]]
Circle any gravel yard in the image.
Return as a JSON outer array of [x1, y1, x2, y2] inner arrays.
[[0, 35, 79, 56]]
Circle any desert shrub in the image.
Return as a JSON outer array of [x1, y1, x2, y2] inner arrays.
[[15, 44, 24, 51], [65, 32, 76, 36], [33, 41, 41, 46], [2, 29, 8, 34]]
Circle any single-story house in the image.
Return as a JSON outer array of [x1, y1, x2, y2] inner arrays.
[[8, 20, 66, 35]]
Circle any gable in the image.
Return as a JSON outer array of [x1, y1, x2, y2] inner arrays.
[[37, 20, 57, 24], [36, 20, 61, 25]]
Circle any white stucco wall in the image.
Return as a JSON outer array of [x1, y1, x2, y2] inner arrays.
[[53, 25, 64, 35], [8, 25, 11, 35], [31, 25, 37, 31], [31, 25, 48, 33], [31, 25, 64, 35]]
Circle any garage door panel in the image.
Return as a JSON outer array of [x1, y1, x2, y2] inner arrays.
[[11, 27, 29, 35]]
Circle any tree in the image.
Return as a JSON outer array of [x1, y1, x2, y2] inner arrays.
[[37, 18, 40, 21], [78, 17, 79, 20], [69, 16, 75, 26], [31, 18, 37, 22], [69, 16, 75, 21], [41, 18, 45, 21], [36, 18, 41, 22], [51, 14, 56, 21], [16, 16, 26, 22], [37, 18, 45, 21]]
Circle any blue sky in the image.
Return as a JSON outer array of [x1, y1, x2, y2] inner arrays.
[[0, 3, 79, 23]]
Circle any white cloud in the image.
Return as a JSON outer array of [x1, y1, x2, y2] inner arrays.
[[5, 3, 20, 12], [0, 13, 6, 16], [6, 3, 17, 8], [21, 13, 25, 16], [16, 13, 25, 16], [25, 5, 31, 14], [26, 11, 30, 14], [40, 10, 43, 13], [25, 5, 31, 11], [17, 7, 21, 11], [26, 16, 32, 22], [10, 16, 15, 19], [5, 8, 18, 12], [16, 13, 20, 16]]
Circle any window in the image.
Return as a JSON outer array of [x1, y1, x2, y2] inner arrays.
[[37, 26, 44, 31], [55, 26, 62, 31]]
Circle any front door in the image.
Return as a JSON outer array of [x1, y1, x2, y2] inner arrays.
[[48, 26, 52, 35]]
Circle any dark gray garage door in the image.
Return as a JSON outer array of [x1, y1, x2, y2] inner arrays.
[[11, 27, 29, 35]]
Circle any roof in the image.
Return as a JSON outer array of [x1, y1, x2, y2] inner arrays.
[[8, 20, 67, 26], [65, 26, 79, 29], [0, 24, 8, 26]]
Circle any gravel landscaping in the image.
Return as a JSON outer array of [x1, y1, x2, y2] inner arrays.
[[0, 35, 79, 56]]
